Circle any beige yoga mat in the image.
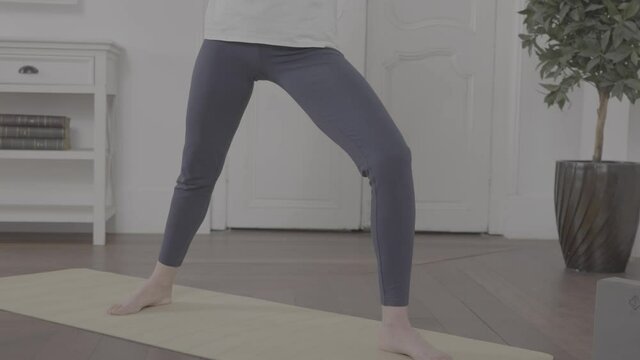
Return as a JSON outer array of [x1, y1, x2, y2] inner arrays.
[[0, 268, 554, 360]]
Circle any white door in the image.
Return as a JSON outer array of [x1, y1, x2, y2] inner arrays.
[[364, 0, 497, 231], [223, 3, 368, 229]]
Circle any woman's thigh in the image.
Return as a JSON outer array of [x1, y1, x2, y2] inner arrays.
[[178, 40, 258, 186], [265, 46, 411, 179]]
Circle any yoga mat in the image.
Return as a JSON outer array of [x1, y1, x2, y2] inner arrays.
[[0, 268, 554, 360]]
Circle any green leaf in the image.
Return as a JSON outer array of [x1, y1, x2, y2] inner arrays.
[[603, 0, 621, 16], [541, 83, 560, 91], [601, 29, 611, 52], [623, 1, 640, 19], [563, 22, 584, 36], [559, 4, 571, 22], [631, 50, 640, 65], [586, 56, 601, 72], [544, 91, 557, 107], [612, 80, 625, 99], [558, 97, 567, 110], [586, 4, 605, 12], [623, 20, 639, 34], [569, 8, 581, 21], [579, 46, 601, 57], [613, 25, 625, 48], [604, 47, 631, 62], [625, 78, 640, 91], [539, 60, 558, 78]]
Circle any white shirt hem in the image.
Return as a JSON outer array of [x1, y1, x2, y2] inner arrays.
[[203, 30, 339, 50]]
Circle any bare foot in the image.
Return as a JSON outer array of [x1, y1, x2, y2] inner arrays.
[[378, 323, 453, 360], [106, 278, 173, 316]]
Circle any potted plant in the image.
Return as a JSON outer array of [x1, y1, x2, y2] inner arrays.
[[518, 0, 640, 272]]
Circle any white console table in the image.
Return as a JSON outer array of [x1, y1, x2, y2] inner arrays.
[[0, 37, 123, 245]]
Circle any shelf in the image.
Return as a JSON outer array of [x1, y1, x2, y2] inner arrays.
[[0, 84, 97, 94], [0, 204, 115, 223], [0, 148, 95, 160], [0, 38, 120, 245]]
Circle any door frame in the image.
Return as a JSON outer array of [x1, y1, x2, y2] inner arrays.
[[487, 0, 524, 235]]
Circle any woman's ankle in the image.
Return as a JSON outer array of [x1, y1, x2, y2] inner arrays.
[[150, 260, 178, 285], [381, 305, 412, 328]]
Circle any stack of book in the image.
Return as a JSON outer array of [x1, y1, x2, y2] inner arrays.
[[0, 113, 71, 150]]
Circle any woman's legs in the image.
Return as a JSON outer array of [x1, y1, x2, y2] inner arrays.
[[263, 45, 451, 359], [158, 40, 258, 267], [107, 38, 450, 360], [264, 45, 414, 307], [108, 39, 259, 315]]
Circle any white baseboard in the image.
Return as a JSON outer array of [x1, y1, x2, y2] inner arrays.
[[503, 193, 640, 259], [502, 194, 558, 240]]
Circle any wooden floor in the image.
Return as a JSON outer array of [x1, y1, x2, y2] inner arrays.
[[0, 229, 638, 360]]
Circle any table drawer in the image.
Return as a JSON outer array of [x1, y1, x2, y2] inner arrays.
[[0, 54, 94, 85]]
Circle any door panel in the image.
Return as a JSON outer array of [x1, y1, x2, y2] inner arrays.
[[223, 1, 367, 229], [364, 0, 497, 231]]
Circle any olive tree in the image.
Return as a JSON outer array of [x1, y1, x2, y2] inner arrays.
[[518, 0, 640, 161]]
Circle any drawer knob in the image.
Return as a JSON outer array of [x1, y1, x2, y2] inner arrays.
[[18, 65, 39, 74]]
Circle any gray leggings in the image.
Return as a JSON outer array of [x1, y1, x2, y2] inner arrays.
[[158, 39, 415, 307]]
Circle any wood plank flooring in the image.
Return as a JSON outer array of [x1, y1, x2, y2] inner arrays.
[[0, 229, 638, 360]]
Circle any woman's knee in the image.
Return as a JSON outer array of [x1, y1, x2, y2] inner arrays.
[[366, 142, 412, 181], [174, 161, 221, 192]]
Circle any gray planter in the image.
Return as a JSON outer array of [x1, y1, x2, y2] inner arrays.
[[554, 160, 640, 273]]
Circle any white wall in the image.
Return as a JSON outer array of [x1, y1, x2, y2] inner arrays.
[[0, 0, 207, 234], [0, 0, 638, 259], [501, 43, 584, 240]]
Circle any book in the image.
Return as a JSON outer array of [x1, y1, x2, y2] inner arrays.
[[0, 114, 72, 150], [0, 137, 70, 150], [0, 114, 70, 128], [0, 126, 66, 139]]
